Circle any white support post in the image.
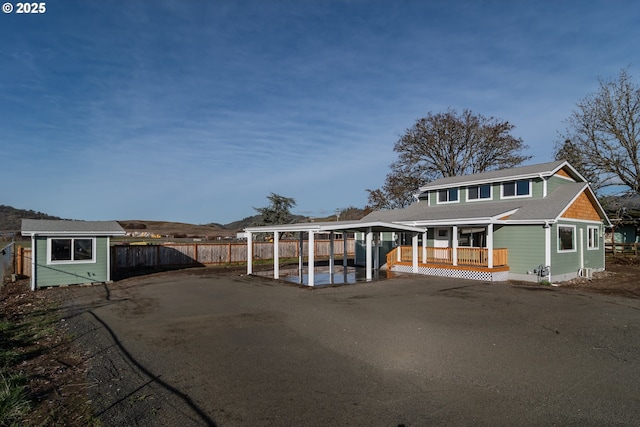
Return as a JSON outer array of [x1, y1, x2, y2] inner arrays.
[[422, 230, 427, 264], [273, 231, 279, 279], [487, 224, 494, 268], [412, 233, 419, 273], [308, 230, 315, 287], [452, 226, 458, 266], [366, 228, 373, 280], [246, 232, 253, 275], [329, 231, 335, 275], [299, 232, 304, 284]]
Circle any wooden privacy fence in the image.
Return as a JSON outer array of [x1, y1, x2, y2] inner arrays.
[[15, 240, 356, 277], [112, 239, 355, 271]]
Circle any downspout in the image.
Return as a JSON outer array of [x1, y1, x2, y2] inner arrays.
[[544, 222, 552, 283], [30, 233, 36, 291]]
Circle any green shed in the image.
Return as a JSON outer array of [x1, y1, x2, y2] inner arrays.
[[21, 219, 126, 290]]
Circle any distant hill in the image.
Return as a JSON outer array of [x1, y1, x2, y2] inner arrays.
[[0, 205, 65, 232], [117, 220, 236, 239], [1, 204, 371, 239]]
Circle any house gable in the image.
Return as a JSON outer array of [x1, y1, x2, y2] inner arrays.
[[561, 191, 602, 221]]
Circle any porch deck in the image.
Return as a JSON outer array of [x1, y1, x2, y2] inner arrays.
[[387, 247, 510, 282]]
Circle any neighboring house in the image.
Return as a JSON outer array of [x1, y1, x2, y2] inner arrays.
[[601, 194, 640, 251], [21, 219, 126, 290], [356, 160, 611, 283]]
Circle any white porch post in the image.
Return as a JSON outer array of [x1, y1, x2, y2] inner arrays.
[[397, 233, 401, 262], [308, 230, 315, 286], [246, 232, 253, 275], [329, 231, 335, 275], [487, 224, 494, 268], [412, 233, 419, 273], [273, 231, 279, 279], [299, 232, 304, 284], [366, 228, 373, 280], [452, 225, 458, 266], [422, 230, 427, 264]]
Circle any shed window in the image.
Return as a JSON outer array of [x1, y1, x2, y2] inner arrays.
[[557, 226, 575, 252], [48, 238, 95, 263], [502, 180, 531, 198]]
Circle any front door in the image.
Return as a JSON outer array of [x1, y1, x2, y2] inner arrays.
[[434, 228, 450, 260]]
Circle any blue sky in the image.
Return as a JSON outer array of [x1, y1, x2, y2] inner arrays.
[[2, 1, 639, 224]]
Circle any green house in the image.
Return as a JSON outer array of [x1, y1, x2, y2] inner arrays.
[[356, 160, 612, 283], [21, 219, 126, 290]]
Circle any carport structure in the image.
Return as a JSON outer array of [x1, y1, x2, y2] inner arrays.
[[244, 220, 427, 286]]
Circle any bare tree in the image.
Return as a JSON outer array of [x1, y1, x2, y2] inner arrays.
[[367, 108, 530, 209], [556, 69, 640, 194]]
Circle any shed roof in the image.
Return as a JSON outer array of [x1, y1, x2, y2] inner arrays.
[[21, 219, 126, 236]]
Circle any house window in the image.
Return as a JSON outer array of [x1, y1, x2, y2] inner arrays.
[[587, 226, 599, 250], [468, 184, 491, 201], [48, 237, 95, 264], [557, 225, 576, 252], [502, 180, 531, 198], [438, 188, 459, 203]]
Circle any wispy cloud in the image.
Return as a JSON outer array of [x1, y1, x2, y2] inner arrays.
[[2, 0, 640, 223]]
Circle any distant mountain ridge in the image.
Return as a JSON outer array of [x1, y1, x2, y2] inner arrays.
[[0, 205, 65, 231]]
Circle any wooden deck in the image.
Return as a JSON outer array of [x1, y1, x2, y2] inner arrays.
[[388, 246, 508, 269]]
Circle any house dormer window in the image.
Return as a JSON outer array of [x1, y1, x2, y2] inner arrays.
[[467, 184, 491, 201], [437, 188, 459, 204], [501, 179, 531, 198]]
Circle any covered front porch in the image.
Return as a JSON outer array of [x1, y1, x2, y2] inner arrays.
[[379, 223, 509, 281], [386, 246, 509, 281]]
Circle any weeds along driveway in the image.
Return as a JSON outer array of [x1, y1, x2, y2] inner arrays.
[[62, 270, 640, 426]]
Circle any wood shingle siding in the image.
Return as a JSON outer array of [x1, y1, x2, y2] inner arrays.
[[562, 192, 601, 221]]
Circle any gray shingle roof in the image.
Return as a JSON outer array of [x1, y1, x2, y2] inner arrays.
[[419, 160, 573, 191], [362, 182, 597, 224], [21, 219, 126, 236]]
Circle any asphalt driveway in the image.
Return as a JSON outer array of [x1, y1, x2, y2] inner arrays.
[[62, 269, 640, 426]]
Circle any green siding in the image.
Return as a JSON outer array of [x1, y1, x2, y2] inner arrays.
[[552, 221, 605, 275], [547, 175, 574, 193], [613, 225, 639, 243], [493, 225, 545, 274], [354, 231, 396, 266], [34, 236, 110, 287], [531, 177, 544, 198]]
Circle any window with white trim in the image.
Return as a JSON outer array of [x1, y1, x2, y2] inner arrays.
[[467, 184, 491, 201], [557, 225, 576, 252], [48, 237, 96, 264], [587, 226, 599, 250], [437, 188, 459, 203], [502, 179, 531, 198]]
